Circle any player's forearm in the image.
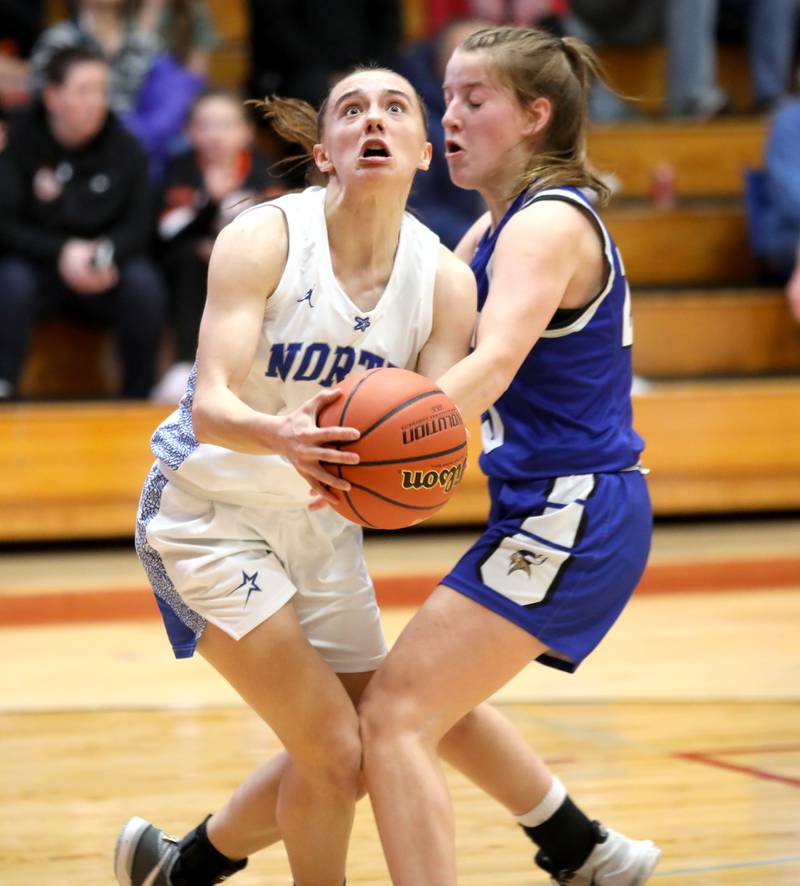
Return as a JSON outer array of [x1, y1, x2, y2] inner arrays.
[[437, 350, 514, 425], [192, 384, 284, 455]]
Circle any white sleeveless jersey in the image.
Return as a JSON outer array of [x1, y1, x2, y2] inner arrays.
[[151, 186, 440, 507]]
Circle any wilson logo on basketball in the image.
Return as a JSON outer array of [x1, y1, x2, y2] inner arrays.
[[400, 461, 465, 494], [401, 410, 463, 445]]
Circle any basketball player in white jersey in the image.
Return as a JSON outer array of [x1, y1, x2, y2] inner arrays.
[[115, 65, 656, 886], [112, 67, 477, 886], [361, 28, 661, 886]]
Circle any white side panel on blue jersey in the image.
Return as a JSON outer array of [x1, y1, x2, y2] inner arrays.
[[522, 502, 584, 549], [527, 188, 618, 339], [547, 474, 596, 504]]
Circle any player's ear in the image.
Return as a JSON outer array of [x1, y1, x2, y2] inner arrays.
[[313, 143, 334, 174], [417, 140, 432, 172], [522, 96, 551, 139]]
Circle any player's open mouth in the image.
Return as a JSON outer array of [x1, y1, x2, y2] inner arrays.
[[445, 139, 464, 158], [359, 139, 391, 161]]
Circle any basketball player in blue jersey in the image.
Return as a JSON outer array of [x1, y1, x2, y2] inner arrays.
[[360, 27, 661, 886]]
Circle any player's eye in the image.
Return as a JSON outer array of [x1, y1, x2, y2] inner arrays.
[[344, 104, 361, 117], [387, 102, 404, 113]]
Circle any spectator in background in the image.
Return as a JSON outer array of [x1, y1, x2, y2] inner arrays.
[[759, 98, 800, 322], [665, 0, 798, 118], [787, 252, 800, 323], [29, 0, 159, 113], [425, 0, 568, 36], [564, 0, 798, 120], [138, 0, 219, 78], [247, 0, 402, 107], [398, 18, 487, 248], [29, 0, 208, 177], [0, 1, 44, 117], [152, 90, 284, 402], [0, 47, 166, 400]]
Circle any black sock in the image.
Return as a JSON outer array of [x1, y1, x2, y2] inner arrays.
[[520, 797, 602, 873], [170, 815, 248, 885]]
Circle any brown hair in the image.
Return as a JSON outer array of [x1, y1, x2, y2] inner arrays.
[[460, 26, 610, 204], [251, 67, 429, 186]]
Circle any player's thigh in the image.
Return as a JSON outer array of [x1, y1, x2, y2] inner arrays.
[[338, 670, 375, 706], [362, 585, 546, 739], [198, 604, 360, 770]]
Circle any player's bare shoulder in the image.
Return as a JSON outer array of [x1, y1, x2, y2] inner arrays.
[[435, 243, 478, 315], [208, 203, 289, 301], [508, 196, 597, 249], [454, 210, 491, 264]]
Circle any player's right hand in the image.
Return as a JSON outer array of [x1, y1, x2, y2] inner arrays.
[[276, 389, 360, 501]]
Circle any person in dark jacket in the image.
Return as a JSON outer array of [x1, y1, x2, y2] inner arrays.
[[0, 46, 167, 399]]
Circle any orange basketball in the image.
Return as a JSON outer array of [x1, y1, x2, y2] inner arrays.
[[317, 367, 468, 529]]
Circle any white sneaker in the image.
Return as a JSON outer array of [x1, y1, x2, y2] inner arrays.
[[538, 824, 661, 885]]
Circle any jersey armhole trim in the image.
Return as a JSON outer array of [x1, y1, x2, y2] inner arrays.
[[521, 189, 616, 337]]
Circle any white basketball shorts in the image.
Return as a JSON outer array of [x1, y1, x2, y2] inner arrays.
[[136, 464, 387, 672]]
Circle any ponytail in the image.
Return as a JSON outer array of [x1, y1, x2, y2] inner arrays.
[[248, 95, 327, 185]]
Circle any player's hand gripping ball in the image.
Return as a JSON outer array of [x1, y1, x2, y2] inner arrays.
[[317, 367, 468, 529]]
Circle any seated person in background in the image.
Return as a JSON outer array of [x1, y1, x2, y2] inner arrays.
[[762, 97, 800, 321], [151, 90, 283, 402], [138, 0, 219, 78], [29, 0, 158, 113], [29, 0, 205, 179], [398, 18, 486, 249], [787, 254, 800, 323], [0, 0, 44, 124], [665, 0, 798, 118], [0, 47, 167, 401], [246, 0, 402, 107]]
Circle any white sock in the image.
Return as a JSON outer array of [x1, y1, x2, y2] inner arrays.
[[515, 776, 567, 828]]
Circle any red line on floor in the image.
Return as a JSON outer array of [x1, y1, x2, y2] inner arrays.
[[1, 556, 798, 627], [674, 751, 800, 789], [674, 743, 800, 757]]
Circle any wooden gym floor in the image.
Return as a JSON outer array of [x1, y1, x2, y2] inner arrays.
[[1, 518, 799, 884]]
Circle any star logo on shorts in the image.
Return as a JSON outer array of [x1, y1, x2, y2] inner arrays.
[[507, 550, 548, 577], [231, 570, 262, 607], [353, 315, 371, 332]]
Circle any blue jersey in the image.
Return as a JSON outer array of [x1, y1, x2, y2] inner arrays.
[[472, 185, 644, 481]]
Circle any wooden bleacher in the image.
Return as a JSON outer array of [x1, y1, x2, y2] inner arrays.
[[633, 290, 800, 378], [2, 379, 799, 541], [6, 10, 799, 541], [588, 119, 765, 200]]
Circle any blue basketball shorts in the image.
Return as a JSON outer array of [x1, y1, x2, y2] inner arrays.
[[441, 469, 652, 672]]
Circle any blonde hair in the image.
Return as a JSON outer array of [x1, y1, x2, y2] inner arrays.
[[251, 67, 429, 186], [460, 26, 610, 205]]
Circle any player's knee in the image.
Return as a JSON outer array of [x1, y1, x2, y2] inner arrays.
[[359, 680, 431, 751], [296, 720, 363, 792]]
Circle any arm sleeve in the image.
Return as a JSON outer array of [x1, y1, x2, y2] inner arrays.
[[121, 54, 204, 177]]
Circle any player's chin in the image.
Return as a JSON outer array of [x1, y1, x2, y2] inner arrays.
[[445, 160, 474, 189]]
